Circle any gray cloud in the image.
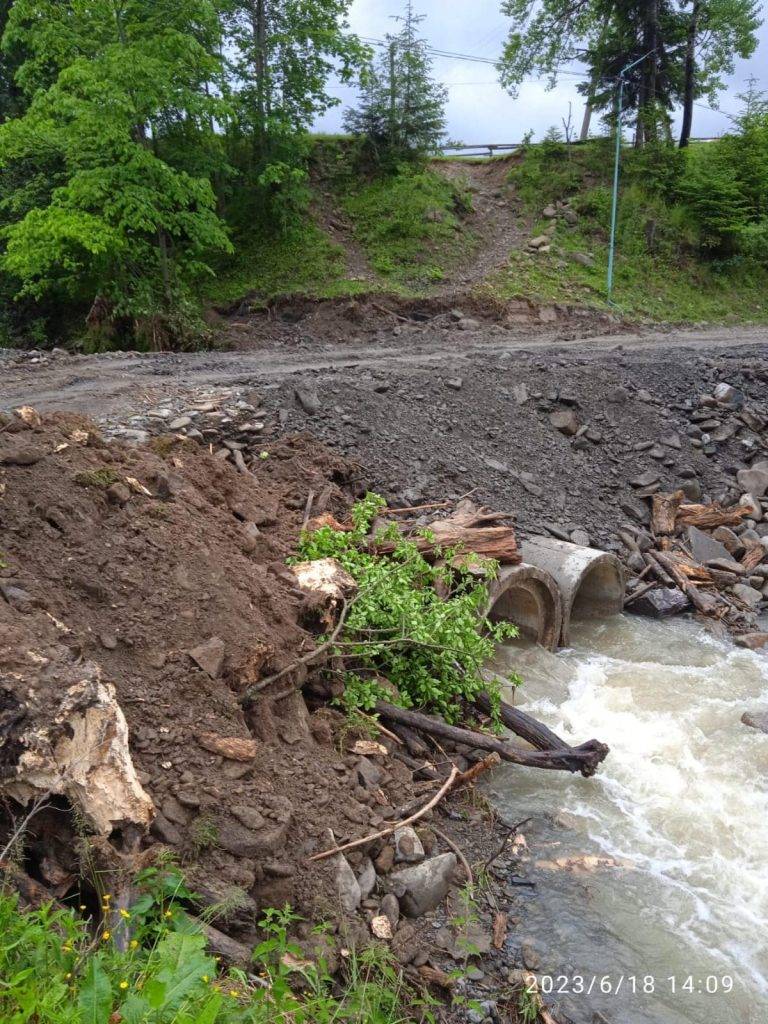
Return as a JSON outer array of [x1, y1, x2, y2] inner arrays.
[[315, 0, 767, 141]]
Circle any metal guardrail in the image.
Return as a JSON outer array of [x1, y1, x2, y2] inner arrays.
[[440, 137, 721, 158]]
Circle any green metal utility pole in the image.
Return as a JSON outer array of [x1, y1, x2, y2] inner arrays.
[[607, 50, 655, 301]]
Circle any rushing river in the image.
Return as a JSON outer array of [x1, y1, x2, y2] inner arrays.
[[486, 615, 768, 1024]]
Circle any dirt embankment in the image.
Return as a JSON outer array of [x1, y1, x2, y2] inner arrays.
[[0, 410, 539, 1018]]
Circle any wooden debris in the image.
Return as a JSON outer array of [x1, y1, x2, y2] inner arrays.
[[651, 490, 684, 535], [417, 964, 456, 989], [742, 543, 765, 573], [374, 701, 609, 773], [676, 503, 751, 530], [492, 911, 508, 950], [373, 501, 521, 565]]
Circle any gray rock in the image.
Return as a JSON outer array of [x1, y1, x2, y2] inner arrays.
[[335, 853, 361, 914], [394, 826, 425, 864], [457, 319, 480, 331], [629, 587, 689, 618], [713, 382, 744, 408], [631, 470, 661, 489], [542, 205, 557, 218], [512, 383, 529, 405], [169, 416, 192, 430], [571, 251, 594, 268], [295, 387, 321, 415], [356, 757, 381, 790], [679, 478, 702, 502], [732, 583, 763, 608], [380, 893, 400, 929], [740, 494, 763, 521], [388, 852, 457, 917], [446, 378, 464, 390], [549, 408, 579, 436], [737, 468, 768, 498], [528, 235, 550, 249], [687, 525, 730, 565], [357, 857, 376, 899], [570, 529, 591, 547], [741, 710, 768, 733]]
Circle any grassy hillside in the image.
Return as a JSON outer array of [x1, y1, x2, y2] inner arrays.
[[485, 138, 768, 323]]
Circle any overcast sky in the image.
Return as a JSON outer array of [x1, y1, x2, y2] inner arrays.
[[315, 0, 768, 143]]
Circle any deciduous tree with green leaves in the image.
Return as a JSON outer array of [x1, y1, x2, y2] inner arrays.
[[0, 0, 231, 344]]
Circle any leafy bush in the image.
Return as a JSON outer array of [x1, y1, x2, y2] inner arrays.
[[297, 493, 519, 721], [0, 866, 426, 1023]]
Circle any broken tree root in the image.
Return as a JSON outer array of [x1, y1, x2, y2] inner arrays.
[[375, 701, 609, 775]]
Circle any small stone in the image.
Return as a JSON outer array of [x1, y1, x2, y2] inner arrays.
[[687, 526, 731, 565], [334, 853, 361, 914], [737, 468, 768, 498], [375, 845, 395, 874], [521, 940, 541, 971], [446, 378, 463, 390], [380, 892, 400, 928], [512, 384, 529, 405], [106, 482, 131, 505], [542, 205, 557, 218], [735, 634, 768, 651], [357, 857, 376, 899], [528, 235, 550, 249], [99, 632, 118, 650], [232, 804, 266, 831], [732, 583, 763, 608], [295, 387, 321, 416], [457, 319, 480, 331], [188, 636, 226, 678], [571, 251, 594, 268], [570, 529, 590, 547], [631, 470, 661, 489], [549, 408, 579, 436], [394, 826, 425, 864], [741, 710, 768, 732], [169, 416, 192, 430]]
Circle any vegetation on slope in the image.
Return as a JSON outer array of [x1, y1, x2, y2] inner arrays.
[[486, 119, 768, 323], [0, 864, 424, 1024]]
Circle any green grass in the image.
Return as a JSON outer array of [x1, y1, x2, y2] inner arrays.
[[490, 139, 768, 324], [0, 864, 430, 1023], [341, 166, 475, 287], [204, 222, 368, 304], [486, 226, 768, 323]]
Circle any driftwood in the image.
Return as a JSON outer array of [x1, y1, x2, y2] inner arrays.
[[649, 552, 721, 616], [374, 701, 608, 774], [475, 692, 609, 777], [676, 503, 751, 530], [651, 491, 684, 536], [372, 502, 521, 566], [742, 543, 765, 573]]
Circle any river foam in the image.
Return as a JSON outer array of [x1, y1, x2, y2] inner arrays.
[[487, 616, 768, 1024]]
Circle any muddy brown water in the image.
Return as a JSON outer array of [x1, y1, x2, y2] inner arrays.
[[486, 616, 768, 1024]]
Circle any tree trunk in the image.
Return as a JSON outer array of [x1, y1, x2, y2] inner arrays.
[[679, 0, 700, 148], [638, 0, 660, 146], [249, 0, 268, 150]]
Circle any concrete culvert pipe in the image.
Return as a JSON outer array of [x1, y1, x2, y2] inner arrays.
[[520, 537, 625, 646], [484, 563, 563, 652]]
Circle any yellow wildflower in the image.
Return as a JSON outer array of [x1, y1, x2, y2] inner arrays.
[[119, 981, 129, 991], [119, 909, 130, 919], [101, 931, 111, 941], [130, 940, 139, 950]]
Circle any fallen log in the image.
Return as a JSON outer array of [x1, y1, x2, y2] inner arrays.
[[371, 501, 521, 565], [374, 701, 608, 774], [475, 692, 608, 777]]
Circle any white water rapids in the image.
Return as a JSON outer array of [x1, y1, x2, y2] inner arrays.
[[486, 615, 768, 1024]]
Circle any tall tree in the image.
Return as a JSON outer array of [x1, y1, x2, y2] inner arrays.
[[678, 0, 760, 147], [498, 0, 760, 144], [0, 0, 231, 340], [343, 1, 447, 164]]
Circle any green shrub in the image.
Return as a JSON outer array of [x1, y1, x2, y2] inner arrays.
[[296, 493, 519, 721], [0, 867, 428, 1023]]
